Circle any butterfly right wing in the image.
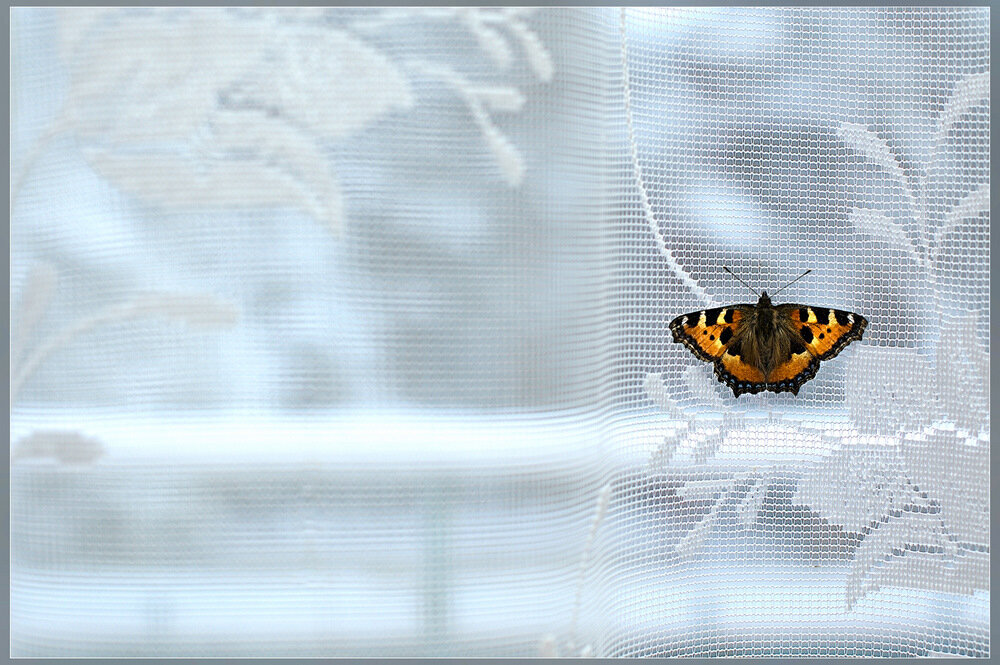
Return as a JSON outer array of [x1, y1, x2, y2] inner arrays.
[[775, 304, 868, 360], [762, 304, 867, 395]]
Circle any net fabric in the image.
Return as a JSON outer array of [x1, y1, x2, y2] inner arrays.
[[9, 7, 989, 658], [603, 7, 988, 657]]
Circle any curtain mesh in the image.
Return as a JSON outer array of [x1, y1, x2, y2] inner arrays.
[[10, 8, 989, 657]]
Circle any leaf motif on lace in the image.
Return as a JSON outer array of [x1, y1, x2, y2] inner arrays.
[[935, 70, 989, 144], [797, 424, 988, 610], [796, 445, 909, 534], [934, 183, 989, 264], [838, 71, 989, 283], [642, 372, 797, 561], [644, 371, 729, 467], [452, 8, 554, 83], [846, 347, 935, 435], [846, 208, 922, 266], [48, 10, 419, 233], [820, 73, 990, 607], [837, 122, 918, 213], [841, 338, 988, 606], [831, 343, 988, 607], [32, 9, 554, 230]]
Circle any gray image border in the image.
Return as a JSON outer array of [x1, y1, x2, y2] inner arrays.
[[6, 1, 992, 663]]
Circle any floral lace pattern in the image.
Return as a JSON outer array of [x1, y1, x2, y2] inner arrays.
[[14, 8, 553, 233], [632, 13, 987, 631]]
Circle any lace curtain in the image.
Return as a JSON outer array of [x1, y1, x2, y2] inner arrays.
[[10, 7, 988, 657]]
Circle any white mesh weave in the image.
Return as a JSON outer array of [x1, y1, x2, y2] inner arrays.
[[10, 8, 989, 657]]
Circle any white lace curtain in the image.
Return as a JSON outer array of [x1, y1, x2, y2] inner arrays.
[[10, 8, 989, 657]]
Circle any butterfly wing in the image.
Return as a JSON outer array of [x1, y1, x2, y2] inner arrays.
[[765, 304, 868, 394], [713, 334, 768, 396], [761, 339, 820, 395], [669, 305, 750, 361], [776, 305, 868, 359], [669, 305, 768, 395]]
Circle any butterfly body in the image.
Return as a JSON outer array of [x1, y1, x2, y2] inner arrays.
[[670, 291, 867, 397]]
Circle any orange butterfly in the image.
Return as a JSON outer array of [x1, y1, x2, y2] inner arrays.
[[670, 268, 868, 396]]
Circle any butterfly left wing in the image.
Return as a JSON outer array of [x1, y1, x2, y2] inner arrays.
[[764, 304, 868, 395], [669, 305, 773, 395], [669, 306, 751, 362]]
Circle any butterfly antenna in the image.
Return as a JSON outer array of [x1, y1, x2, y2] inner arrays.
[[772, 269, 813, 296], [722, 266, 760, 297]]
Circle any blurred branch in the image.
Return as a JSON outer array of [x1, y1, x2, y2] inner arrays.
[[11, 289, 238, 407]]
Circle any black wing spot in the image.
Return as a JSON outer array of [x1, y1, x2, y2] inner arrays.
[[818, 333, 825, 339], [704, 308, 723, 325], [719, 326, 733, 345], [799, 326, 814, 343], [834, 310, 850, 326], [790, 340, 806, 355], [709, 334, 715, 341], [728, 340, 743, 359], [798, 308, 810, 322], [813, 307, 831, 324], [723, 309, 735, 324]]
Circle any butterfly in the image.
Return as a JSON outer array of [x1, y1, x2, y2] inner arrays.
[[669, 268, 868, 397]]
